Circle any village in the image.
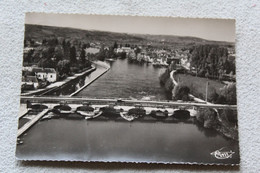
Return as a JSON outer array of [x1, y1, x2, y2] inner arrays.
[[21, 38, 192, 93], [21, 29, 236, 97]]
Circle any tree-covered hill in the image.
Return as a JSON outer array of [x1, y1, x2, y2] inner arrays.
[[24, 24, 234, 48]]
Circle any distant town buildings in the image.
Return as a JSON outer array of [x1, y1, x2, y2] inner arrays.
[[116, 47, 132, 54]]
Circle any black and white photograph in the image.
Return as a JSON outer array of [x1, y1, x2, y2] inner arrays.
[[16, 13, 239, 165]]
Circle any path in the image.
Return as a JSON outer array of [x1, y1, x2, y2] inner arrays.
[[21, 66, 96, 96], [17, 109, 49, 137]]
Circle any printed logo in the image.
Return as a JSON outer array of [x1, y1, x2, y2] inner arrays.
[[210, 147, 235, 159]]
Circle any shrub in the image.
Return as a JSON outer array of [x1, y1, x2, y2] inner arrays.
[[173, 83, 190, 101]]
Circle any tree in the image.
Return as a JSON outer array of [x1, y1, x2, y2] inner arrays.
[[97, 45, 105, 61], [220, 83, 237, 105], [42, 39, 47, 45], [70, 46, 77, 63], [38, 58, 55, 68], [196, 108, 217, 128], [80, 48, 86, 64], [53, 45, 64, 62], [208, 88, 219, 103], [57, 60, 71, 76], [113, 41, 118, 49], [190, 44, 233, 79], [173, 83, 190, 101], [134, 47, 141, 57], [24, 49, 34, 64]]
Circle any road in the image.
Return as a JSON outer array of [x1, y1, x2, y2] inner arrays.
[[20, 96, 237, 110]]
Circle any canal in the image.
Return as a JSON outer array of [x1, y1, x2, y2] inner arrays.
[[17, 59, 239, 164]]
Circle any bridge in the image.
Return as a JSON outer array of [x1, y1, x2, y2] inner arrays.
[[17, 96, 236, 138], [20, 96, 237, 110]]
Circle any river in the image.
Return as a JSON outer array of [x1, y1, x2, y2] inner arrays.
[[16, 116, 239, 164], [17, 59, 239, 164], [76, 59, 171, 100]]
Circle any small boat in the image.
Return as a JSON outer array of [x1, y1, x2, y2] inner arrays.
[[41, 114, 52, 120], [41, 112, 56, 121], [150, 105, 169, 120], [120, 111, 135, 121], [120, 104, 146, 121], [53, 102, 72, 114], [76, 103, 102, 119]]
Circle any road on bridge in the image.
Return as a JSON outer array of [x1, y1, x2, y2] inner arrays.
[[20, 96, 237, 110]]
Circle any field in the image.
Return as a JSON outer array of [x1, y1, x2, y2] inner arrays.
[[175, 74, 225, 100]]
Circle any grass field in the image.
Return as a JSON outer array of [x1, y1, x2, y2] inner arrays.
[[175, 74, 225, 100]]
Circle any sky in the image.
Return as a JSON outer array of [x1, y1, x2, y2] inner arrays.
[[25, 13, 235, 42]]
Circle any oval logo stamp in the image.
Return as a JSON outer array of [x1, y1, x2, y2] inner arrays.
[[211, 147, 235, 159]]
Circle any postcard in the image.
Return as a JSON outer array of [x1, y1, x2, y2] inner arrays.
[[16, 13, 239, 165]]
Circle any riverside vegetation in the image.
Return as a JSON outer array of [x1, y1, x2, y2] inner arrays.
[[159, 44, 238, 140]]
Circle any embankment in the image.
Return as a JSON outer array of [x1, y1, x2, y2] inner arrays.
[[22, 66, 96, 96], [159, 68, 238, 141], [69, 61, 110, 97]]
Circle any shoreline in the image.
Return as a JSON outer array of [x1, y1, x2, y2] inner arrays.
[[163, 69, 238, 140], [21, 66, 96, 96], [69, 61, 110, 97]]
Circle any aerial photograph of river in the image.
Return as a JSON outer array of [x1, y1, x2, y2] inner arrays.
[[17, 13, 239, 165]]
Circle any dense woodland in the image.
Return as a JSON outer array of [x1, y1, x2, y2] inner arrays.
[[189, 45, 235, 79], [24, 38, 93, 77]]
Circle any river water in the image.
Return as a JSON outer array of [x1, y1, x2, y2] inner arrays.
[[16, 116, 239, 164], [17, 59, 239, 164], [76, 59, 171, 100]]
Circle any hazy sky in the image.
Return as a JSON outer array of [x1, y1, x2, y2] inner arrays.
[[25, 13, 235, 42]]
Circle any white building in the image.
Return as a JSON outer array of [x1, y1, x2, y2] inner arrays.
[[116, 47, 132, 54], [32, 68, 57, 83]]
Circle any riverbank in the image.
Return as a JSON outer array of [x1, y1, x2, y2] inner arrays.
[[21, 66, 96, 96], [175, 73, 225, 100], [159, 68, 238, 140], [69, 61, 110, 96]]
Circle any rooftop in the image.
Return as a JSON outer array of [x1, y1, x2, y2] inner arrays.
[[32, 67, 56, 73], [22, 76, 38, 83]]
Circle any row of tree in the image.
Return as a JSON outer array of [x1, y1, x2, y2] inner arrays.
[[189, 45, 235, 79], [171, 82, 237, 105], [23, 38, 92, 77]]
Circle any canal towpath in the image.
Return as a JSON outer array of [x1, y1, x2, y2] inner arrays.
[[21, 66, 96, 96], [17, 108, 50, 137], [69, 61, 110, 97]]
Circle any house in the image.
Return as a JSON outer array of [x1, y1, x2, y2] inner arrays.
[[21, 76, 39, 89], [85, 47, 100, 54], [32, 67, 57, 83], [167, 56, 181, 65], [116, 47, 132, 54]]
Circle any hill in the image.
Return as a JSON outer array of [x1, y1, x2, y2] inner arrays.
[[24, 24, 234, 48]]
